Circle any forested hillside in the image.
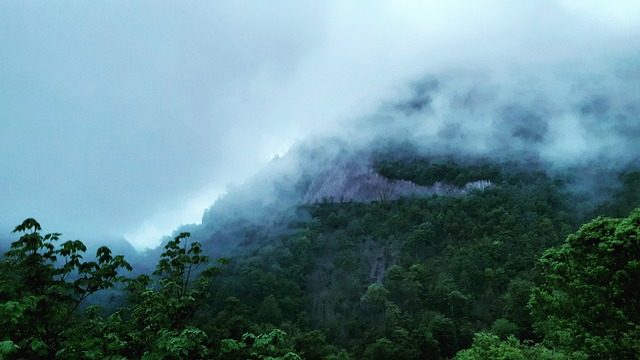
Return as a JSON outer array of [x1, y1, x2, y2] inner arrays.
[[3, 1, 639, 359], [2, 152, 639, 359]]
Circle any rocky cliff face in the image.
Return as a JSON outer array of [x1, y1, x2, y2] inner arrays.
[[189, 138, 495, 259], [301, 158, 493, 204]]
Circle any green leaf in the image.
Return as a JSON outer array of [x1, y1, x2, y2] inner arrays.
[[13, 218, 42, 233], [0, 340, 19, 355]]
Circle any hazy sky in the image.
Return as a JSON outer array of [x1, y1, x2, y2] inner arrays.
[[1, 1, 639, 249]]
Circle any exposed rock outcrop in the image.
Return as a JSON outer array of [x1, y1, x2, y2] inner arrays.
[[301, 159, 493, 203]]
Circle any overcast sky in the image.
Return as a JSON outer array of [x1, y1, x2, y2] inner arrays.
[[1, 1, 639, 249]]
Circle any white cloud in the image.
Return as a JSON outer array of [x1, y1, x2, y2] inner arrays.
[[124, 186, 223, 250], [1, 0, 638, 249]]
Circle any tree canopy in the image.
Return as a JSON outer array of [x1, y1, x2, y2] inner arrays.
[[1, 157, 638, 359], [530, 208, 640, 359]]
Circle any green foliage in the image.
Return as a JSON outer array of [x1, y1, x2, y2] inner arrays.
[[0, 222, 228, 359], [0, 340, 18, 357], [490, 319, 519, 340], [147, 328, 209, 359], [3, 154, 636, 359], [362, 338, 396, 360], [121, 232, 226, 359], [594, 171, 640, 218], [257, 294, 284, 325], [502, 278, 535, 338], [203, 155, 582, 358], [453, 333, 576, 360], [429, 314, 459, 358], [291, 329, 347, 360], [529, 208, 640, 359], [0, 218, 130, 358], [219, 329, 301, 360], [374, 157, 502, 187]]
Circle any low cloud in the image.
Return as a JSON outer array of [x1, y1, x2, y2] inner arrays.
[[0, 1, 638, 249]]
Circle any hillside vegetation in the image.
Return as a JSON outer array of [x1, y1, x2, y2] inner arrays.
[[1, 154, 639, 359]]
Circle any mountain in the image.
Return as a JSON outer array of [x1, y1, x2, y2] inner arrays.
[[300, 157, 493, 204], [2, 60, 639, 359], [153, 58, 639, 265], [132, 62, 640, 358]]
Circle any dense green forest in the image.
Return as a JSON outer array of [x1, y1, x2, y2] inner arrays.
[[1, 157, 639, 359]]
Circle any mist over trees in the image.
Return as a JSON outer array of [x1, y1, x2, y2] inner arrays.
[[2, 54, 640, 358], [2, 146, 639, 358]]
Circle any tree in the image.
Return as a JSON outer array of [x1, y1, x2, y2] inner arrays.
[[489, 319, 519, 340], [502, 278, 535, 338], [429, 314, 458, 359], [53, 231, 229, 359], [0, 218, 131, 358], [257, 294, 284, 325], [529, 208, 640, 359], [122, 232, 228, 359], [453, 333, 573, 360], [219, 329, 301, 360], [362, 338, 396, 360]]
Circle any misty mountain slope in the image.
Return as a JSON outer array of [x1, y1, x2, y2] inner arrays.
[[156, 61, 640, 358], [300, 157, 494, 204], [178, 138, 510, 262], [5, 2, 640, 357], [4, 65, 638, 359], [172, 59, 640, 263], [204, 156, 589, 354]]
